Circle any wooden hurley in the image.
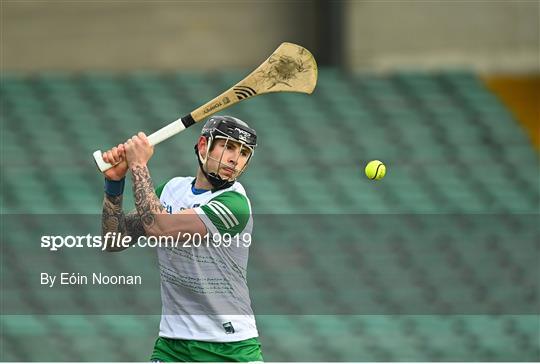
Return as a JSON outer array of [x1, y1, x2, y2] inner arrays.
[[93, 42, 318, 172]]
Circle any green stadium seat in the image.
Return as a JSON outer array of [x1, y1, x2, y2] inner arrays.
[[1, 69, 538, 361]]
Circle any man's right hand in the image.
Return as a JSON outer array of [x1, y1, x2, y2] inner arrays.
[[102, 144, 128, 181]]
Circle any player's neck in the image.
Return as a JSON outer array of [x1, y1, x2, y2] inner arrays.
[[194, 168, 213, 191]]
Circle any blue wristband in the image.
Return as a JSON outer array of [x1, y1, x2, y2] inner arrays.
[[104, 178, 125, 197]]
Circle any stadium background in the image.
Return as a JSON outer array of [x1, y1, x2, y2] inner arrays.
[[1, 1, 539, 361]]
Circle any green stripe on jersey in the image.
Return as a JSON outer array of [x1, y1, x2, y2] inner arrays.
[[201, 191, 250, 235]]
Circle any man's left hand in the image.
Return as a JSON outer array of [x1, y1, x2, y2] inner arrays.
[[124, 132, 154, 168]]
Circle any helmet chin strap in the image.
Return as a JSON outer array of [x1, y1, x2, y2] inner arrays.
[[193, 144, 235, 192]]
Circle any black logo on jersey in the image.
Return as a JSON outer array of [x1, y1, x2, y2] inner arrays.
[[223, 322, 235, 334]]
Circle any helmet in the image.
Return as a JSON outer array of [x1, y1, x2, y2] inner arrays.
[[195, 115, 257, 191]]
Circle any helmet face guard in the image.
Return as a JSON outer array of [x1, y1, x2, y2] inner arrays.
[[195, 116, 257, 191], [201, 136, 254, 181]]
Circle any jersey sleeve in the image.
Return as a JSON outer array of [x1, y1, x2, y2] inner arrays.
[[199, 191, 250, 236]]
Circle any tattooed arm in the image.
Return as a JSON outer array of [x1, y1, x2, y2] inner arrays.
[[125, 133, 206, 238], [131, 164, 166, 230], [131, 164, 206, 238], [101, 194, 145, 252], [100, 142, 144, 252]]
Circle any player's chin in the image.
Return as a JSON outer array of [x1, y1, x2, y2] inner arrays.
[[218, 173, 234, 181], [218, 169, 237, 180]]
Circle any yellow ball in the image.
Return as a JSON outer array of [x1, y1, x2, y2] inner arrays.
[[365, 160, 386, 180]]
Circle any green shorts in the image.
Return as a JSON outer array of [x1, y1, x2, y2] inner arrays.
[[150, 336, 264, 362]]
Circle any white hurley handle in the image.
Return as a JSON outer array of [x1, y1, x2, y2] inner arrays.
[[93, 117, 188, 172]]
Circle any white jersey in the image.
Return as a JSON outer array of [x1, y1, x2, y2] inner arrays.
[[156, 176, 258, 342]]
